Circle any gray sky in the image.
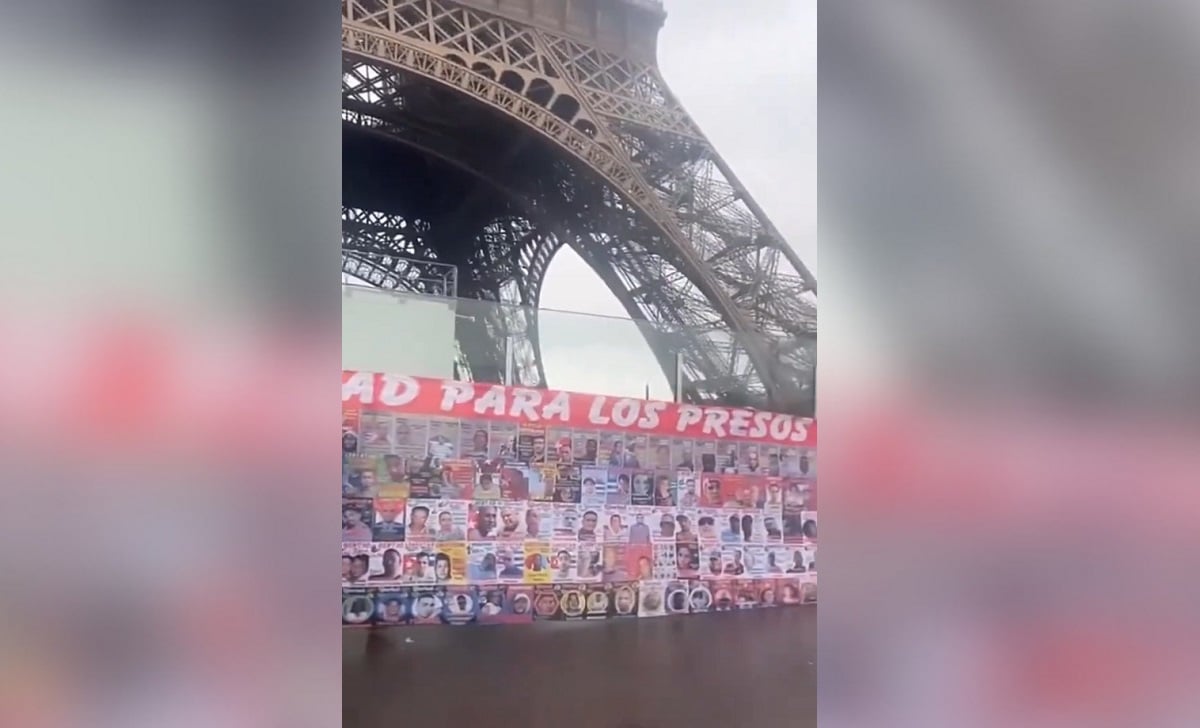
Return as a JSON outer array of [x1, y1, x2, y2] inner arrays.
[[538, 0, 816, 395]]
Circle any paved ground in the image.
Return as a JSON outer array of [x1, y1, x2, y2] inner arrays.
[[344, 606, 817, 728]]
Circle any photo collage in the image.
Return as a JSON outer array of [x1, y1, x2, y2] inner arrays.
[[342, 398, 817, 626]]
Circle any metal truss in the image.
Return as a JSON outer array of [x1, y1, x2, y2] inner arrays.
[[341, 0, 817, 413]]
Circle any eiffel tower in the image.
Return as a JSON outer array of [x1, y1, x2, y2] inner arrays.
[[342, 0, 817, 414]]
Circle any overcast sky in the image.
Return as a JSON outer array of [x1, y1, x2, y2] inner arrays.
[[538, 0, 816, 396]]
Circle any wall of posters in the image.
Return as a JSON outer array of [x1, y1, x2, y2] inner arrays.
[[341, 370, 817, 626]]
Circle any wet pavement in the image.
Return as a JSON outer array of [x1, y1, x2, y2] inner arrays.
[[344, 606, 817, 728]]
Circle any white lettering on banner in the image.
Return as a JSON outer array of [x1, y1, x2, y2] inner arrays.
[[342, 372, 374, 404], [768, 414, 791, 441], [610, 399, 639, 428], [728, 409, 752, 438], [751, 411, 772, 439], [702, 409, 729, 437], [639, 400, 666, 429], [510, 389, 542, 421], [475, 385, 506, 416], [543, 391, 571, 422], [676, 405, 703, 431], [587, 396, 611, 426], [791, 419, 810, 443], [379, 375, 420, 407], [439, 382, 474, 411]]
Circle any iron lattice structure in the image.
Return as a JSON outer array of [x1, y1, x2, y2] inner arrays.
[[342, 0, 817, 414]]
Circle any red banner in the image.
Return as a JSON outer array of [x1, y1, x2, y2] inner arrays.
[[342, 371, 816, 447]]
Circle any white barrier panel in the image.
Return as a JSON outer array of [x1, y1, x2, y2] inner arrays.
[[342, 286, 457, 378]]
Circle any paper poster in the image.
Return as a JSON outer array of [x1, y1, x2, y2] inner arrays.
[[517, 425, 547, 466], [674, 510, 700, 545], [762, 477, 786, 509], [671, 438, 696, 471], [573, 431, 601, 466], [429, 499, 469, 541], [719, 475, 756, 509], [665, 580, 691, 615], [476, 585, 531, 625], [468, 541, 498, 582], [717, 441, 740, 474], [601, 433, 625, 467], [558, 584, 587, 621], [696, 439, 718, 474], [523, 502, 554, 540], [700, 542, 725, 578], [763, 445, 782, 477], [801, 511, 818, 542], [342, 543, 371, 585], [606, 469, 632, 505], [498, 467, 531, 501], [404, 500, 436, 542], [434, 542, 468, 584], [531, 465, 558, 502], [360, 412, 394, 454], [674, 541, 700, 578], [575, 541, 603, 582], [342, 407, 361, 454], [648, 506, 678, 542], [426, 418, 459, 467], [550, 540, 577, 582], [609, 582, 639, 617], [473, 467, 503, 499], [579, 466, 607, 507], [366, 543, 406, 583], [780, 545, 810, 575], [467, 500, 501, 540], [637, 580, 668, 618], [766, 546, 792, 576], [460, 422, 491, 460], [652, 541, 678, 579], [626, 506, 654, 545], [343, 454, 384, 497], [738, 443, 767, 475], [438, 459, 474, 499], [800, 575, 818, 604], [552, 503, 581, 538], [672, 470, 700, 510], [763, 506, 784, 544], [532, 585, 560, 620], [406, 456, 443, 498], [342, 588, 375, 626], [710, 578, 737, 611], [403, 545, 438, 583], [756, 579, 779, 608], [373, 587, 408, 625], [624, 434, 648, 469], [628, 544, 654, 581], [496, 501, 527, 541], [441, 586, 478, 625], [688, 580, 713, 613], [736, 580, 760, 609], [576, 506, 603, 542], [489, 422, 518, 460], [547, 428, 574, 465], [495, 542, 525, 583], [647, 436, 672, 470], [601, 542, 630, 582], [721, 544, 749, 577], [717, 511, 745, 544], [630, 470, 655, 505], [738, 509, 764, 545], [371, 498, 407, 541], [801, 544, 817, 573], [652, 471, 674, 506], [603, 506, 629, 542], [341, 497, 374, 542], [698, 475, 725, 508], [552, 464, 581, 503], [523, 541, 552, 584], [391, 415, 428, 460], [376, 454, 409, 497], [409, 587, 446, 624], [778, 577, 803, 606], [584, 583, 610, 619]]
